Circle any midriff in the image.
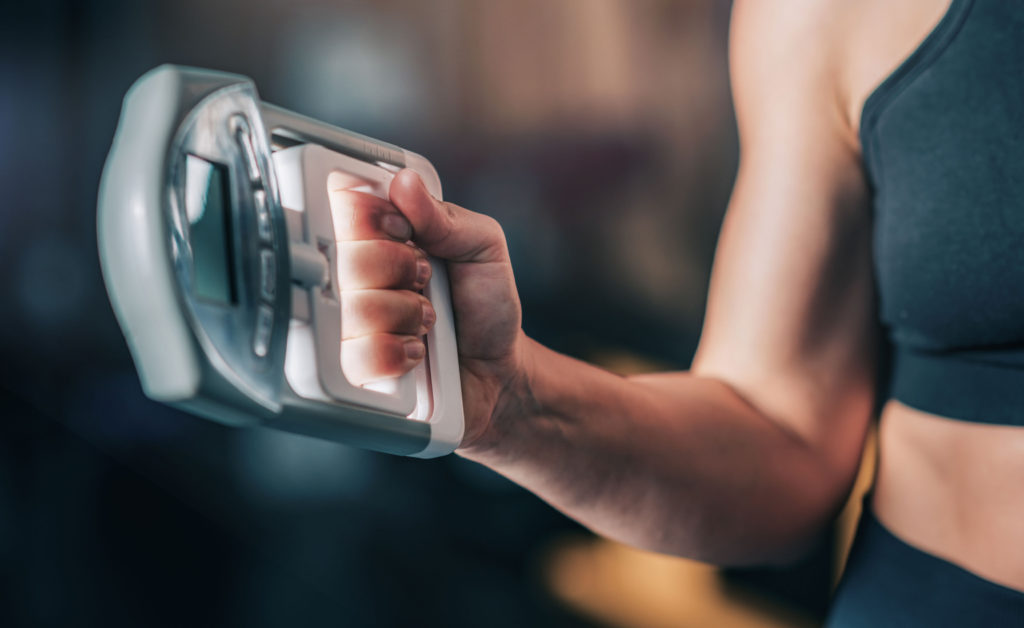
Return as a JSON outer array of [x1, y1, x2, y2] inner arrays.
[[872, 399, 1024, 591]]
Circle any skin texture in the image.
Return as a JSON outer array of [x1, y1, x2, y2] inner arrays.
[[330, 0, 1024, 584]]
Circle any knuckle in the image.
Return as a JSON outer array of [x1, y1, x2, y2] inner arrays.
[[340, 335, 405, 384], [340, 291, 425, 340], [417, 295, 435, 332], [339, 291, 371, 337], [411, 251, 430, 288], [438, 202, 459, 234], [490, 231, 510, 257], [399, 245, 422, 287], [481, 214, 501, 233], [335, 241, 365, 277], [385, 291, 421, 325], [380, 337, 409, 372], [482, 215, 507, 245], [330, 191, 391, 240], [403, 292, 428, 330], [337, 240, 422, 289], [336, 240, 397, 287]]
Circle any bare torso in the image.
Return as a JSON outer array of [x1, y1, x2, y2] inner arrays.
[[875, 403, 1024, 590], [841, 0, 1024, 591]]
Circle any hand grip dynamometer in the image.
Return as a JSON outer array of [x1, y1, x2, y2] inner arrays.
[[97, 65, 464, 457]]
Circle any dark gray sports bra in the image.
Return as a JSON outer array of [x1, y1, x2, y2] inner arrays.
[[862, 0, 1024, 425]]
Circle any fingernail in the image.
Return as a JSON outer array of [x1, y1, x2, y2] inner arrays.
[[421, 302, 436, 329], [405, 339, 425, 360], [416, 259, 431, 287], [382, 213, 412, 241]]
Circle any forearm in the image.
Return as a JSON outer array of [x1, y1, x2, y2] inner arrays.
[[459, 338, 861, 565]]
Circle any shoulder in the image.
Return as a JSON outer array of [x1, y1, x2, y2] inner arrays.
[[729, 0, 854, 146], [728, 0, 861, 164], [730, 0, 851, 59], [730, 0, 954, 151]]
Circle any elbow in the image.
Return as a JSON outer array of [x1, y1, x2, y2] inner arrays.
[[726, 457, 865, 568], [679, 448, 865, 568]]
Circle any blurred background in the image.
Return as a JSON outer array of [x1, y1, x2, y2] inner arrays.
[[0, 0, 857, 626]]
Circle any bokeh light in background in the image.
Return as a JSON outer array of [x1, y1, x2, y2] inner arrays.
[[0, 1, 836, 626]]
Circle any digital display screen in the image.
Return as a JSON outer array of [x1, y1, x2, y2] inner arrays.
[[185, 155, 237, 305]]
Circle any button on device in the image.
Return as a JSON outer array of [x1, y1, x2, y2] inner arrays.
[[254, 189, 273, 243], [231, 115, 262, 185], [253, 304, 274, 358], [259, 249, 276, 301]]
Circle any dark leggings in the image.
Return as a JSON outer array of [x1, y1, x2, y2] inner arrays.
[[826, 505, 1024, 626]]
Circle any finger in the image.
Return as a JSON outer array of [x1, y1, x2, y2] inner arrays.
[[389, 169, 508, 263], [341, 333, 425, 385], [327, 189, 413, 242], [341, 289, 435, 340], [336, 240, 431, 290]]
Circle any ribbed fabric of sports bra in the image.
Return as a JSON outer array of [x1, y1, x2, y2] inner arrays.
[[862, 0, 1024, 425]]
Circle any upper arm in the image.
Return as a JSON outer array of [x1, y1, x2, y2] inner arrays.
[[690, 0, 876, 474]]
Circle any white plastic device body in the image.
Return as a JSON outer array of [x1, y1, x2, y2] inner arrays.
[[97, 65, 464, 457]]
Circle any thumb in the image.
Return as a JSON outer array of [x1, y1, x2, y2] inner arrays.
[[389, 169, 507, 264]]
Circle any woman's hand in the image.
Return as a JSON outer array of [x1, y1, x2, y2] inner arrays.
[[328, 168, 525, 449]]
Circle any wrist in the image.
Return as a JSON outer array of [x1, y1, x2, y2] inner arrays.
[[456, 332, 544, 461]]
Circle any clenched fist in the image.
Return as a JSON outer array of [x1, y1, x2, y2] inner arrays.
[[328, 169, 526, 448]]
